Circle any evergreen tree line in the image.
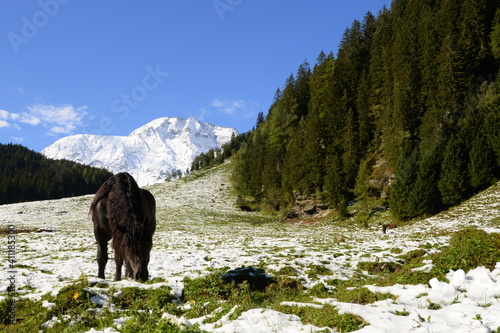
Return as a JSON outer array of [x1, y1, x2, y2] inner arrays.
[[231, 0, 500, 220], [0, 143, 113, 204], [190, 132, 250, 172]]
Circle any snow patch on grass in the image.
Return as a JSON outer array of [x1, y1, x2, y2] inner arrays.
[[1, 162, 499, 332]]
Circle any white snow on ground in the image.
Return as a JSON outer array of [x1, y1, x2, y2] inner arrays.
[[1, 162, 500, 332]]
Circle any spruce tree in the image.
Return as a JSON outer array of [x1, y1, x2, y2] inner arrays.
[[439, 137, 468, 207], [388, 144, 419, 221], [408, 148, 442, 217], [468, 136, 495, 190], [342, 106, 360, 188], [491, 9, 500, 61], [354, 158, 373, 202], [295, 60, 312, 119], [324, 153, 348, 216], [478, 80, 500, 168], [282, 120, 310, 201], [304, 52, 336, 191]]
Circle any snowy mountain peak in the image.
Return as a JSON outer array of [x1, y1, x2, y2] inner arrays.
[[42, 116, 238, 186]]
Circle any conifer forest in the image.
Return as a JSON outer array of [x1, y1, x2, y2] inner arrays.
[[230, 0, 500, 220], [0, 144, 112, 204]]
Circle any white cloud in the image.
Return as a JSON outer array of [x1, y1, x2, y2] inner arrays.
[[23, 104, 88, 135], [0, 109, 17, 128], [210, 99, 246, 115], [6, 87, 25, 95], [0, 104, 88, 136], [19, 113, 41, 126], [208, 99, 261, 122]]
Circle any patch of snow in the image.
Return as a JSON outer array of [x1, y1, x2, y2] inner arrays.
[[0, 164, 499, 332], [200, 308, 333, 333]]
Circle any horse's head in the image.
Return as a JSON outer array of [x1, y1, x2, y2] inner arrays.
[[124, 225, 153, 282], [126, 247, 151, 281]]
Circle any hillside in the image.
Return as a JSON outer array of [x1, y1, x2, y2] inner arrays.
[[232, 0, 500, 220], [1, 161, 499, 332], [0, 143, 112, 205]]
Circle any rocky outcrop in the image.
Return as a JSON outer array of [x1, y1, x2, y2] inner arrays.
[[286, 195, 330, 219]]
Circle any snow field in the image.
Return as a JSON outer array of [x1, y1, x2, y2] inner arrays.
[[1, 162, 500, 332]]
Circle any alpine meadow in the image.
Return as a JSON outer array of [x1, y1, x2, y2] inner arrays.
[[2, 0, 500, 332]]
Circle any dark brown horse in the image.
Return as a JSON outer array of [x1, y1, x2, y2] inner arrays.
[[90, 172, 156, 281]]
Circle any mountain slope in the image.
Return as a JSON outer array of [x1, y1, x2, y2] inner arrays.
[[42, 116, 238, 186], [0, 162, 499, 331], [0, 143, 112, 204]]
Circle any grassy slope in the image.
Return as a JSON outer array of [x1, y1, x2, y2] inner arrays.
[[0, 161, 499, 332]]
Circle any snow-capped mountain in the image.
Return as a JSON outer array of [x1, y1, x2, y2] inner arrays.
[[42, 116, 238, 186]]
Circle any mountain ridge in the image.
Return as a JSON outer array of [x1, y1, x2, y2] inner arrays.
[[42, 116, 238, 186]]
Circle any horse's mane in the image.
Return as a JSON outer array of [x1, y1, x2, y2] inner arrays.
[[90, 173, 147, 253], [90, 172, 141, 212]]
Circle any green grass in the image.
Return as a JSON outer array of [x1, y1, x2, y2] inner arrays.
[[431, 227, 500, 277], [2, 228, 499, 332], [353, 228, 500, 287], [275, 304, 366, 332], [180, 266, 366, 331], [113, 285, 175, 311], [1, 163, 498, 332]]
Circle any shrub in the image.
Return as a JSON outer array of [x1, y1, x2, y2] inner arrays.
[[432, 228, 500, 278]]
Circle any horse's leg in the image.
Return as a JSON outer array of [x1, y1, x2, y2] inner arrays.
[[114, 252, 123, 281], [125, 260, 133, 279], [96, 239, 108, 279], [93, 225, 110, 279], [93, 199, 111, 279]]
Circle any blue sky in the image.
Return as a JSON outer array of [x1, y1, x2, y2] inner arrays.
[[0, 0, 392, 152]]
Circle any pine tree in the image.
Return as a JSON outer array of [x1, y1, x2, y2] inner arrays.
[[468, 136, 495, 190], [342, 106, 360, 188], [408, 148, 442, 217], [388, 143, 419, 220], [457, 0, 492, 87], [232, 130, 265, 201], [282, 120, 310, 201], [0, 143, 112, 204], [356, 70, 374, 150], [256, 112, 265, 128], [354, 158, 373, 202], [324, 153, 348, 216], [303, 52, 336, 191], [295, 60, 312, 119], [491, 9, 500, 61], [229, 0, 500, 216], [478, 80, 500, 168], [262, 143, 282, 210], [438, 137, 468, 207]]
